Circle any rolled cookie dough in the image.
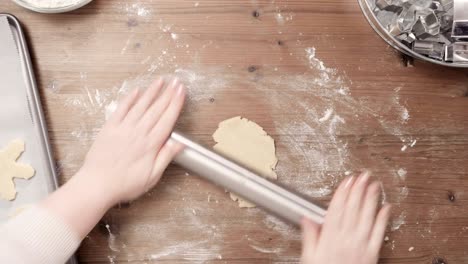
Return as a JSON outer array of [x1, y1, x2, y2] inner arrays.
[[212, 116, 278, 208], [0, 140, 35, 201]]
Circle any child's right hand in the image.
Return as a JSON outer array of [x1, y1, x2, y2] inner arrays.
[[40, 78, 186, 240], [76, 78, 186, 206], [301, 172, 391, 264]]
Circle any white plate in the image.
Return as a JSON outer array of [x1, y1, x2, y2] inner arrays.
[[12, 0, 94, 13]]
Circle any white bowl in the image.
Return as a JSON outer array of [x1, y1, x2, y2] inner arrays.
[[12, 0, 94, 13]]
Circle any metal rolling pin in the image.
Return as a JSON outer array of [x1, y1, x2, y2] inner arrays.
[[171, 131, 326, 225]]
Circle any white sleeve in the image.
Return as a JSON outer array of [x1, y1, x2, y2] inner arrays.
[[0, 205, 81, 264]]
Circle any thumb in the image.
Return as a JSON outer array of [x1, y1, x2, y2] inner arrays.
[[149, 139, 184, 187], [301, 217, 320, 262]]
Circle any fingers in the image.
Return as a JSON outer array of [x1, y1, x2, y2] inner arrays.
[[369, 204, 392, 253], [357, 181, 381, 239], [148, 84, 186, 151], [110, 88, 140, 124], [125, 79, 166, 124], [148, 139, 184, 187], [325, 176, 355, 226], [342, 171, 371, 228], [301, 217, 320, 262], [139, 79, 180, 135]]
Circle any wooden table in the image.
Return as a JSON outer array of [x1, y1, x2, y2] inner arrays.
[[2, 0, 468, 263]]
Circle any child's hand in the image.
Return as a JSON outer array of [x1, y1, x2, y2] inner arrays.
[[301, 172, 391, 264], [76, 78, 186, 205]]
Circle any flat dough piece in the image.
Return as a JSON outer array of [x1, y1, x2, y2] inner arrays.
[[213, 116, 278, 208], [0, 140, 35, 201]]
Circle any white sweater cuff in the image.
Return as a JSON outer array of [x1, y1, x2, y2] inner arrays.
[[0, 205, 80, 264]]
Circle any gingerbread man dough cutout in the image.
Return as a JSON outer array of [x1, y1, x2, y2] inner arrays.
[[0, 140, 35, 201]]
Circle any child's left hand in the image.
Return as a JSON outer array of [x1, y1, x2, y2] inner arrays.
[[301, 172, 391, 264]]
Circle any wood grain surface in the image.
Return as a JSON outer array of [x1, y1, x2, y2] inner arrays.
[[2, 0, 468, 263]]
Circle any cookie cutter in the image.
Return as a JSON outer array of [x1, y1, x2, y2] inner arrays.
[[412, 40, 445, 59], [396, 32, 417, 45], [412, 10, 441, 38], [439, 0, 455, 11], [445, 42, 468, 62], [452, 0, 468, 39], [376, 0, 404, 12], [359, 0, 468, 66]]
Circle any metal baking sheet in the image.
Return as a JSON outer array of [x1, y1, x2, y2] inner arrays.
[[0, 13, 58, 221], [0, 13, 77, 264]]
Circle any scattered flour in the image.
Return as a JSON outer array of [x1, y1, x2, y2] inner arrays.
[[328, 115, 346, 134], [401, 108, 410, 122], [105, 224, 120, 252], [275, 12, 285, 25], [401, 186, 409, 196], [250, 244, 284, 254], [173, 68, 227, 101], [397, 168, 407, 181], [390, 240, 396, 250], [125, 3, 151, 17], [307, 187, 333, 198], [318, 108, 333, 122], [120, 37, 132, 55], [305, 47, 333, 80], [380, 182, 387, 205], [394, 88, 410, 123], [263, 215, 300, 240], [149, 241, 206, 260], [63, 46, 414, 244], [58, 29, 418, 261], [391, 212, 407, 231], [124, 204, 223, 262], [400, 138, 417, 152], [398, 186, 409, 202]]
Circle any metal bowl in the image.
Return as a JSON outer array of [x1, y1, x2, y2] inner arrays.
[[358, 0, 468, 68], [12, 0, 93, 13]]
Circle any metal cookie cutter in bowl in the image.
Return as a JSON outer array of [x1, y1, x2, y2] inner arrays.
[[359, 0, 468, 67]]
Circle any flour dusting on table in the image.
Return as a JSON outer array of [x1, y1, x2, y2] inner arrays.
[[391, 212, 407, 231], [105, 224, 120, 252], [52, 5, 424, 260], [61, 45, 416, 259], [124, 3, 151, 17]]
